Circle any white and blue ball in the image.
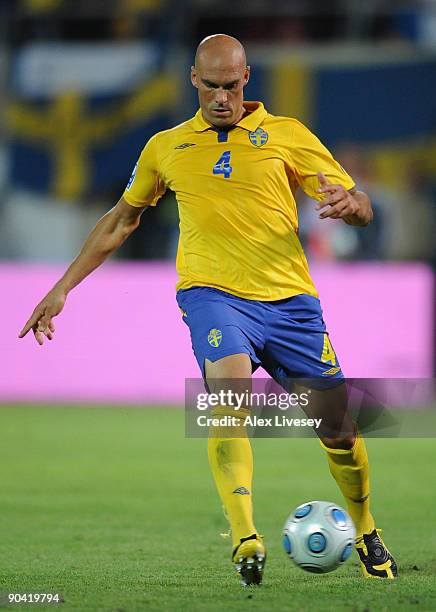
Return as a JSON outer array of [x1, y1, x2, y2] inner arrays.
[[283, 500, 356, 574]]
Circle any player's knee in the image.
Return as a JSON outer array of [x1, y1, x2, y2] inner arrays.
[[321, 434, 356, 450], [205, 354, 253, 403], [205, 353, 252, 380]]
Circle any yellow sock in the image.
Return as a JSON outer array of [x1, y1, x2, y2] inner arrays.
[[320, 434, 375, 537], [208, 407, 257, 548]]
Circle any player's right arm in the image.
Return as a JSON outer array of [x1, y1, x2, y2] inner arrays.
[[19, 197, 147, 345], [20, 134, 165, 345]]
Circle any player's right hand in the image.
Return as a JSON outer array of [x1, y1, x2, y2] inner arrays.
[[19, 288, 67, 345]]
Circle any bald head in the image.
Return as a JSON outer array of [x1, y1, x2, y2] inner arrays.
[[195, 34, 247, 70], [191, 34, 250, 128]]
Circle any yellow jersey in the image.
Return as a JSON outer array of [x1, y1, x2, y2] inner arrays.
[[123, 101, 355, 300]]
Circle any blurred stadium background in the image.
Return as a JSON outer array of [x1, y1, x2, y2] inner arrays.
[[1, 0, 435, 403]]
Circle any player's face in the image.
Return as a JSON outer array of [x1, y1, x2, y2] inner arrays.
[[191, 64, 250, 127]]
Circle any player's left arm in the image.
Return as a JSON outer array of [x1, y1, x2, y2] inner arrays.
[[316, 172, 373, 227]]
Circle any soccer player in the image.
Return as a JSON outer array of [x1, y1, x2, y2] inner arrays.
[[19, 34, 397, 585]]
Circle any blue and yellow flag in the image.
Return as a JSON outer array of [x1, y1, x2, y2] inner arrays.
[[7, 75, 177, 200]]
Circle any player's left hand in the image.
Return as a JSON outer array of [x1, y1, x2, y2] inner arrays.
[[316, 172, 359, 220]]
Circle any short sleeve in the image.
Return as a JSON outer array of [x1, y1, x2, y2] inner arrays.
[[123, 134, 166, 207], [290, 121, 355, 201]]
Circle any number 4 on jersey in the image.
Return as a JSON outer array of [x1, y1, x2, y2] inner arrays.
[[213, 151, 232, 179]]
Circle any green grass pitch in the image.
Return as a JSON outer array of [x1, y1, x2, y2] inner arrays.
[[1, 406, 436, 611]]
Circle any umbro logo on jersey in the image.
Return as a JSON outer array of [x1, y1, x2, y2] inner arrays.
[[174, 142, 197, 149]]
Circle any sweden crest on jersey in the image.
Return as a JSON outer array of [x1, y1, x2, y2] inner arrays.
[[249, 127, 268, 147]]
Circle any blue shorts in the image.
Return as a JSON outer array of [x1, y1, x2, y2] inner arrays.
[[176, 287, 343, 385]]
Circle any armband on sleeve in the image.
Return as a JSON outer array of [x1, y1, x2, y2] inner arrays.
[[123, 134, 166, 207]]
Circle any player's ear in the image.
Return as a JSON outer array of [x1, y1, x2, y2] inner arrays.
[[191, 67, 198, 88], [244, 66, 251, 86]]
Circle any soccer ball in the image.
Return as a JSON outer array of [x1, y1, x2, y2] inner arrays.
[[283, 500, 356, 574]]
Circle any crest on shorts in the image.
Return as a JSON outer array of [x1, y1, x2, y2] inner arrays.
[[249, 127, 268, 147], [208, 328, 222, 347]]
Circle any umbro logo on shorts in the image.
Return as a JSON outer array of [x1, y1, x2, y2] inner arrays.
[[174, 142, 196, 149], [322, 366, 342, 375]]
